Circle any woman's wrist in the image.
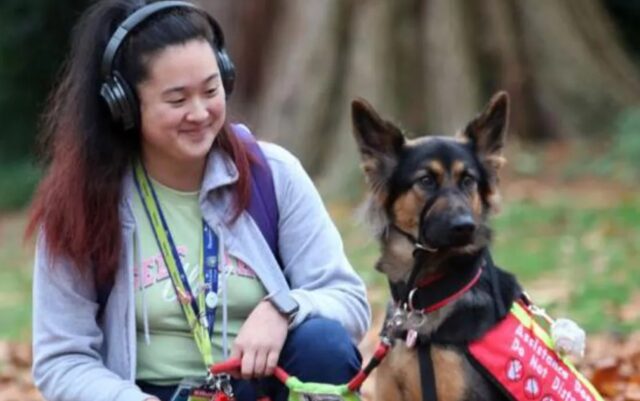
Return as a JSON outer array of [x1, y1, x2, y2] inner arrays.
[[263, 292, 299, 322]]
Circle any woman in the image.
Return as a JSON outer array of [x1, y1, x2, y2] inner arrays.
[[27, 1, 371, 400]]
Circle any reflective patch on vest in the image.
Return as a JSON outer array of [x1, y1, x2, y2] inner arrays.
[[467, 303, 604, 401]]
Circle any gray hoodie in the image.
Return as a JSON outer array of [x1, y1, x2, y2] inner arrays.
[[32, 141, 371, 401]]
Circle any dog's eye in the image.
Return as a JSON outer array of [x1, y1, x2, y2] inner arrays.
[[420, 174, 437, 189], [461, 175, 476, 190]]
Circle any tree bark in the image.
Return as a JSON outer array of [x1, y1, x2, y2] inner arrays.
[[205, 0, 640, 191]]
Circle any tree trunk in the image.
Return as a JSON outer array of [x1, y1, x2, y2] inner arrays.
[[205, 0, 640, 192]]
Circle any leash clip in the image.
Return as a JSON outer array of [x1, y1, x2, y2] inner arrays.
[[389, 306, 408, 329]]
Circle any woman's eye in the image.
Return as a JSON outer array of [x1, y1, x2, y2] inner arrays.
[[205, 87, 218, 97], [461, 175, 476, 189], [167, 98, 185, 106]]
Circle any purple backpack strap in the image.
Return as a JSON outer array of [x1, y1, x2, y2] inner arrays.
[[231, 123, 281, 264]]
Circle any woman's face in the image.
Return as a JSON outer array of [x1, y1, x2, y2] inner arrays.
[[137, 38, 226, 167]]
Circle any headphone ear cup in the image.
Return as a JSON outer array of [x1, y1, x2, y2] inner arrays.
[[100, 71, 138, 131], [216, 49, 235, 97], [100, 76, 124, 124], [113, 71, 139, 131]]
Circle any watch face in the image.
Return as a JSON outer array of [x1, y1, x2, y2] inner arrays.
[[272, 292, 299, 315]]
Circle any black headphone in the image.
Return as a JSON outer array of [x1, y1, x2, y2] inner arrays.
[[99, 1, 235, 131]]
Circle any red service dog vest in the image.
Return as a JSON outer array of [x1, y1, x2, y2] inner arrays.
[[467, 302, 603, 401]]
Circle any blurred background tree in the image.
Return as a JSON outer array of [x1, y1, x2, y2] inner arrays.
[[1, 0, 640, 208], [212, 0, 640, 197], [0, 0, 87, 209]]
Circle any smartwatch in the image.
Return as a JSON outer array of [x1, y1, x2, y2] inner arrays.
[[267, 291, 299, 320]]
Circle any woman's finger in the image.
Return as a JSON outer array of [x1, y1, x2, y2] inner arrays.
[[265, 349, 280, 376], [241, 348, 256, 380], [253, 349, 268, 377]]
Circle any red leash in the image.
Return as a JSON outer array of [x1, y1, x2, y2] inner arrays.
[[208, 337, 392, 399], [347, 338, 392, 391], [210, 358, 290, 384]]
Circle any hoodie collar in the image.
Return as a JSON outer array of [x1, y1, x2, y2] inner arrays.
[[199, 146, 239, 198], [120, 145, 239, 209]]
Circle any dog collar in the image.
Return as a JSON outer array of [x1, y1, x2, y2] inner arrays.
[[389, 256, 484, 313], [408, 261, 483, 312]]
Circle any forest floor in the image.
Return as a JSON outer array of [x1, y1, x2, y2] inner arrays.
[[1, 139, 639, 400]]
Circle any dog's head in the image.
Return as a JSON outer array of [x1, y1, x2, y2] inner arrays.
[[352, 92, 509, 260]]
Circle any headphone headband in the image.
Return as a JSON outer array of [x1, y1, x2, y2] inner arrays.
[[100, 1, 221, 78]]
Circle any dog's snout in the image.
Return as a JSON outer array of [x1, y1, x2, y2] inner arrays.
[[451, 215, 476, 237]]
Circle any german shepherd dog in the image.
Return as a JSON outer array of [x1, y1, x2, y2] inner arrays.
[[351, 92, 521, 401]]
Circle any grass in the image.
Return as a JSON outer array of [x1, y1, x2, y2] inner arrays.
[[492, 199, 640, 333], [0, 212, 34, 340]]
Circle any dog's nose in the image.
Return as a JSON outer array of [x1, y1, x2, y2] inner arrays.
[[451, 215, 476, 236]]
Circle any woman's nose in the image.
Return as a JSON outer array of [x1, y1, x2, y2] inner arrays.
[[186, 98, 209, 122]]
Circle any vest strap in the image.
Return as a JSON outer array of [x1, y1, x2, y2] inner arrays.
[[418, 343, 439, 401]]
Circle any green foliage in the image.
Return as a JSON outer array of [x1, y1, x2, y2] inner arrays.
[[0, 0, 88, 163], [0, 161, 41, 211]]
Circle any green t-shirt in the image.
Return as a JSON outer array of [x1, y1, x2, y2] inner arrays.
[[132, 179, 267, 385]]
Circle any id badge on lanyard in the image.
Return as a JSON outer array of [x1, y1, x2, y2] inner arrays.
[[133, 163, 221, 369], [170, 376, 235, 401]]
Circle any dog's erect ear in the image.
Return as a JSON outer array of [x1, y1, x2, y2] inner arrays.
[[351, 98, 405, 190], [462, 91, 509, 161], [352, 98, 404, 157], [461, 91, 509, 211]]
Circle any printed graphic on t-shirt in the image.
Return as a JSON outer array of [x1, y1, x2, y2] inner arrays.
[[134, 246, 259, 302]]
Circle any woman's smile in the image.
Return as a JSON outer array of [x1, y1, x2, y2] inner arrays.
[[179, 123, 214, 140]]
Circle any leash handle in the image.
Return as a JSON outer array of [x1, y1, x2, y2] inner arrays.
[[210, 358, 242, 374], [209, 358, 290, 385]]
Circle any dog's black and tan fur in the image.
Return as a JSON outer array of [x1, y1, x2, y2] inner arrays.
[[352, 92, 522, 401]]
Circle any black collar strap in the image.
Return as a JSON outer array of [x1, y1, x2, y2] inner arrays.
[[408, 258, 483, 313], [390, 224, 438, 254]]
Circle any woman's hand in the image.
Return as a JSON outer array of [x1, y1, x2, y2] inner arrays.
[[231, 300, 289, 379]]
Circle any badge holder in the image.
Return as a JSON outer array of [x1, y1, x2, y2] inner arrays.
[[170, 374, 235, 401]]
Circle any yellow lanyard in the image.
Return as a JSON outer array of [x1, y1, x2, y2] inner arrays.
[[134, 163, 215, 368]]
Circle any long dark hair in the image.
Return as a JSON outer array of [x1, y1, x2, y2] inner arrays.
[[27, 0, 252, 284]]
